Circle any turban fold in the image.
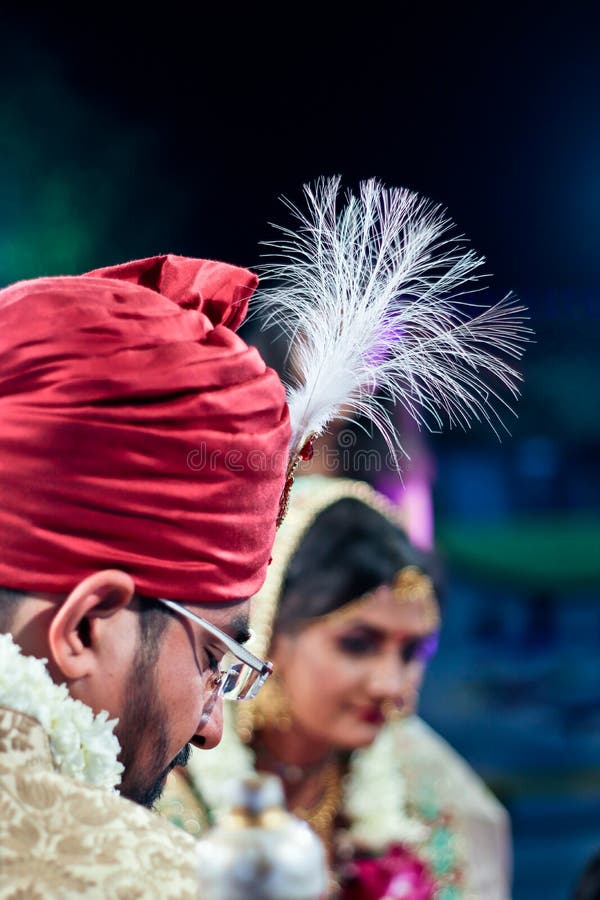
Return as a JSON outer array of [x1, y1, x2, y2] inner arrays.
[[0, 255, 290, 603]]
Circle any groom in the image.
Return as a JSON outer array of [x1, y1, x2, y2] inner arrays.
[[0, 255, 290, 896]]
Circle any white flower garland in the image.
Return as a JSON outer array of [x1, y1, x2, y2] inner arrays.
[[187, 705, 427, 850], [344, 718, 428, 851], [0, 632, 124, 791]]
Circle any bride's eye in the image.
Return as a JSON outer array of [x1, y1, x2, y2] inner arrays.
[[336, 634, 376, 656]]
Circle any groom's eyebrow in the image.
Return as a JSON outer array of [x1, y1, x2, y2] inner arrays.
[[229, 614, 251, 645]]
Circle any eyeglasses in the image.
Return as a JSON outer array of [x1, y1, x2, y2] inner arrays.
[[157, 598, 273, 727]]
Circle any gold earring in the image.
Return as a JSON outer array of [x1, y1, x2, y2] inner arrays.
[[381, 688, 420, 723], [381, 699, 408, 722], [244, 673, 293, 735]]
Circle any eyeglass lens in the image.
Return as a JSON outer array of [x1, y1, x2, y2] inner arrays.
[[199, 662, 271, 726]]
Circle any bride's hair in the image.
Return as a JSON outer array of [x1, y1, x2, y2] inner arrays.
[[275, 498, 440, 631]]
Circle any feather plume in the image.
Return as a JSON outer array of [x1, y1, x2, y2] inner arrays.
[[255, 176, 532, 470]]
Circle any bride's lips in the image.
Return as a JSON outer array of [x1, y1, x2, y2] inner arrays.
[[356, 706, 385, 725]]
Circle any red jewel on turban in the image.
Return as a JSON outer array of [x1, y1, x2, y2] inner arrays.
[[0, 255, 290, 603]]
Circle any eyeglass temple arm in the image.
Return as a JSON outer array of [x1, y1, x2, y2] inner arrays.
[[157, 598, 271, 672]]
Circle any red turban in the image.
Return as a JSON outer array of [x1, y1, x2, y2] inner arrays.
[[0, 255, 290, 603]]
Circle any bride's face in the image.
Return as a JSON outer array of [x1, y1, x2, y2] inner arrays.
[[271, 586, 439, 751]]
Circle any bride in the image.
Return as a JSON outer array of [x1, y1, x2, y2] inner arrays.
[[159, 477, 511, 899]]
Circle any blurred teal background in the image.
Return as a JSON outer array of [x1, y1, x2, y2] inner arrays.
[[1, 9, 598, 898]]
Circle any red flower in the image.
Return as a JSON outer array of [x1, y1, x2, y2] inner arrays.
[[341, 844, 435, 900]]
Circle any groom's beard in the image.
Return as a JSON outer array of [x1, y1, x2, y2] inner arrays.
[[121, 741, 191, 809], [115, 644, 192, 808]]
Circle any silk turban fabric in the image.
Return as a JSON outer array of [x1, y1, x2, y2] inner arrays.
[[0, 254, 290, 603]]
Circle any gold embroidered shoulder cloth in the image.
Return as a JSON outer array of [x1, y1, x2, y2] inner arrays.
[[0, 707, 198, 900]]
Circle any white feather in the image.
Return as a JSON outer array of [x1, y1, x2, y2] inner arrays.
[[255, 176, 532, 467]]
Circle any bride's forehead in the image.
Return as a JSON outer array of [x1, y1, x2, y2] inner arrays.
[[320, 586, 439, 634]]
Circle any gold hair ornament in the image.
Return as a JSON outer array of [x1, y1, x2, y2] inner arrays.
[[313, 565, 440, 633]]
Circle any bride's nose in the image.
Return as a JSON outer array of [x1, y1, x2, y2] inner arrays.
[[366, 650, 410, 706]]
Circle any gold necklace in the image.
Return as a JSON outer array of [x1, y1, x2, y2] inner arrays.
[[255, 736, 335, 784], [291, 758, 343, 848]]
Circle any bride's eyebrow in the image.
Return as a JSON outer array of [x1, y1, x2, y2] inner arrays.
[[337, 622, 438, 642], [335, 623, 383, 639]]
